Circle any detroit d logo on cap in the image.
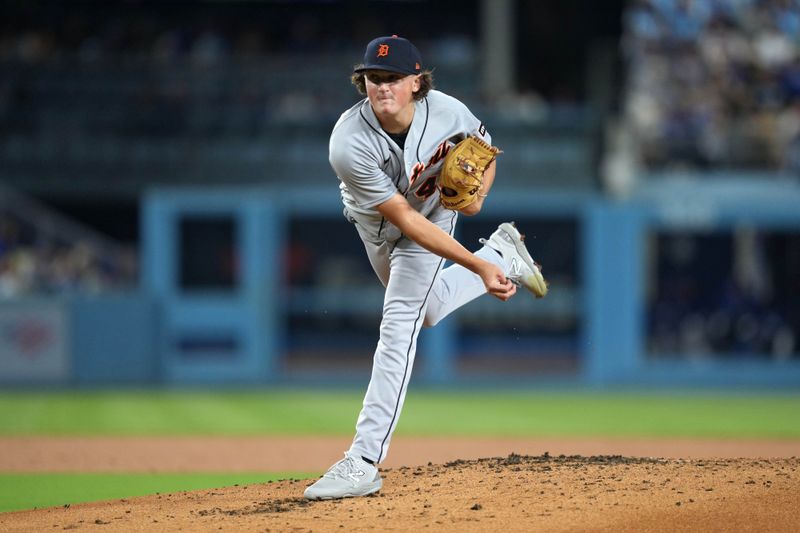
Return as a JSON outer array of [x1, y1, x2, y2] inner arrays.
[[377, 44, 389, 57]]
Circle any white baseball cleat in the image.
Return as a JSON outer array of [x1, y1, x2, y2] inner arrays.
[[304, 452, 382, 500], [480, 222, 549, 298]]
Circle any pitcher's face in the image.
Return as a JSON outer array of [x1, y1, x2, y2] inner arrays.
[[364, 70, 420, 117]]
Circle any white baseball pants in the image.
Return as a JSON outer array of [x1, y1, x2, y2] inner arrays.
[[348, 210, 506, 463]]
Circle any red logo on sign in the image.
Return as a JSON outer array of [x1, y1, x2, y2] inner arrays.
[[3, 319, 53, 358]]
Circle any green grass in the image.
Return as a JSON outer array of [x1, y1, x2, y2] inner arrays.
[[0, 390, 798, 438], [0, 472, 310, 514], [405, 392, 800, 438]]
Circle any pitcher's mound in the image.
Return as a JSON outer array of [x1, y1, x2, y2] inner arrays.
[[3, 454, 798, 532]]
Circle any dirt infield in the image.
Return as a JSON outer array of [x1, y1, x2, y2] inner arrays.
[[2, 435, 799, 472], [1, 437, 798, 532]]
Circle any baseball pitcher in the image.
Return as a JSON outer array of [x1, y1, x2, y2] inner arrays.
[[304, 35, 548, 500]]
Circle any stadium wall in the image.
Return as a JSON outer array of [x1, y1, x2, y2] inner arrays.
[[2, 180, 799, 387]]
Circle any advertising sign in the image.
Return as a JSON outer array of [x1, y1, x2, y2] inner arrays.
[[0, 301, 69, 381]]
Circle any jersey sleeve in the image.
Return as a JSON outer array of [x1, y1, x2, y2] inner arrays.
[[329, 135, 397, 209], [461, 104, 492, 145]]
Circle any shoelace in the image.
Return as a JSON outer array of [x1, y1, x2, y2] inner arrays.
[[327, 456, 364, 481]]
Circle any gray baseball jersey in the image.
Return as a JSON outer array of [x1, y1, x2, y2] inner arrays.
[[330, 90, 492, 242], [329, 89, 506, 464]]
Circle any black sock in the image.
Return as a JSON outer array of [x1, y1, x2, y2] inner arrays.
[[361, 456, 375, 465]]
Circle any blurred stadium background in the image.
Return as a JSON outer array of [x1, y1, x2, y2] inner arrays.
[[1, 0, 799, 389]]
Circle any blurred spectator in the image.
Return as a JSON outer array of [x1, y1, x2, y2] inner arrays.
[[623, 0, 800, 172], [0, 212, 137, 299]]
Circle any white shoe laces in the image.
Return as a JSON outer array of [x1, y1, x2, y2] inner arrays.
[[327, 455, 366, 482]]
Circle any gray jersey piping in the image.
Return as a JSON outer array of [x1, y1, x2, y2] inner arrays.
[[415, 98, 430, 165]]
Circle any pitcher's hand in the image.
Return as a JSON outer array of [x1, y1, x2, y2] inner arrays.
[[478, 262, 517, 301]]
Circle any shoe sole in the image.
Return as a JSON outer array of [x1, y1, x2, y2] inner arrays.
[[304, 480, 383, 500], [498, 222, 548, 298]]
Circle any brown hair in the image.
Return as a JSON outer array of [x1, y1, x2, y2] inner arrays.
[[350, 67, 435, 101]]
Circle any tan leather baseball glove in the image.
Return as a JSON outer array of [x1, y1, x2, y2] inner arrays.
[[437, 136, 502, 210]]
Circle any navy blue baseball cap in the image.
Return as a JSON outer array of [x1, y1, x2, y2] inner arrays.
[[354, 35, 423, 75]]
